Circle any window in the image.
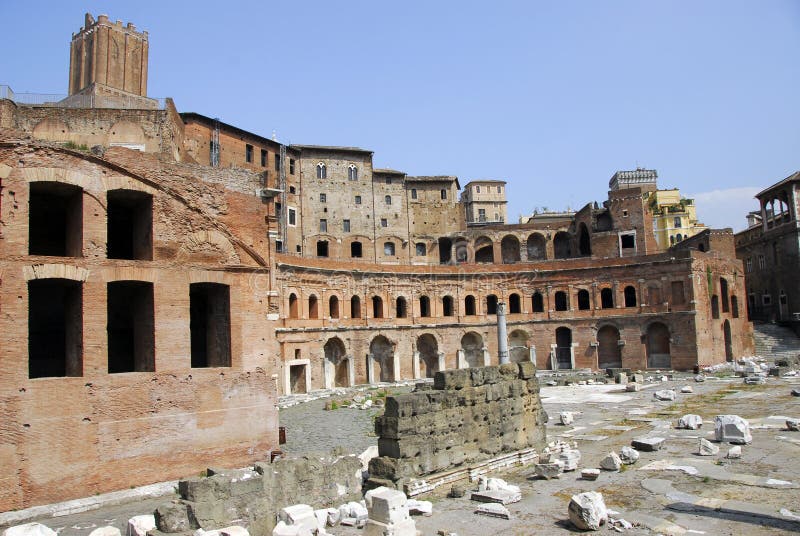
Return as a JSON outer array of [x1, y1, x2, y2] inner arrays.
[[275, 240, 283, 253], [486, 294, 498, 314], [319, 219, 327, 232], [296, 245, 301, 253], [674, 216, 682, 228], [29, 182, 83, 257], [478, 208, 486, 221], [316, 240, 328, 257], [288, 293, 299, 319], [316, 162, 327, 179], [671, 281, 685, 305], [288, 207, 297, 226], [670, 236, 675, 246], [763, 294, 772, 306], [319, 193, 327, 203], [329, 296, 340, 319], [620, 233, 635, 249], [497, 186, 502, 193], [464, 295, 476, 315], [245, 144, 253, 163], [411, 189, 417, 199], [443, 296, 454, 316], [190, 283, 231, 368], [601, 288, 614, 308], [386, 178, 392, 185], [440, 189, 447, 200], [372, 296, 383, 318], [622, 209, 629, 217], [384, 242, 395, 256], [355, 195, 362, 205], [676, 233, 683, 241], [624, 286, 637, 307], [385, 195, 392, 205], [509, 293, 521, 314], [720, 278, 730, 313], [577, 289, 590, 310], [28, 278, 83, 378], [396, 297, 408, 318], [758, 254, 765, 270], [107, 281, 155, 373], [745, 257, 752, 273], [343, 219, 351, 232], [275, 153, 281, 172], [554, 291, 568, 311], [476, 185, 481, 193], [351, 296, 362, 318], [275, 202, 282, 219], [348, 164, 358, 181], [107, 190, 153, 260], [381, 218, 388, 227], [351, 241, 362, 258], [415, 242, 426, 256], [420, 296, 431, 317], [308, 295, 319, 319], [289, 159, 295, 174], [532, 292, 544, 313], [289, 186, 296, 194]]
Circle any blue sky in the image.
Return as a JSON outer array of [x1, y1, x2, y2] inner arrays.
[[2, 1, 798, 230]]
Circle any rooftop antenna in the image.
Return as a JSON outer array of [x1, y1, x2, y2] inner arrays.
[[272, 130, 277, 142]]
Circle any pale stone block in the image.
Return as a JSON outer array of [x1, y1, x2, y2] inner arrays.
[[3, 523, 57, 536], [568, 491, 608, 531], [619, 446, 639, 465], [127, 515, 156, 536], [600, 452, 621, 471], [366, 487, 409, 525], [678, 414, 703, 430], [714, 415, 752, 444], [698, 438, 719, 456], [88, 527, 121, 536]]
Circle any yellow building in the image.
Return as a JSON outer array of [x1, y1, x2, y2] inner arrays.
[[649, 189, 707, 248]]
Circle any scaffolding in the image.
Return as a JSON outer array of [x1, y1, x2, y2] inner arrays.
[[278, 144, 287, 252], [210, 118, 220, 167]]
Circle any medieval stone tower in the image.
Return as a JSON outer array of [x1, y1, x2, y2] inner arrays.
[[68, 13, 149, 97]]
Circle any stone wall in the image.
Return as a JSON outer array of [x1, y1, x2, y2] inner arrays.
[[155, 455, 362, 536], [368, 363, 546, 488]]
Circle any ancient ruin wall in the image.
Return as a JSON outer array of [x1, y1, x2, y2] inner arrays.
[[369, 362, 547, 486]]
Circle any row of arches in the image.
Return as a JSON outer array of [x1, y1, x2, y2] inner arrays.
[[286, 283, 655, 320], [438, 230, 586, 264], [309, 322, 673, 392]]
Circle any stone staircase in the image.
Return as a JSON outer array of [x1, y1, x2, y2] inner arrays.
[[752, 322, 800, 362]]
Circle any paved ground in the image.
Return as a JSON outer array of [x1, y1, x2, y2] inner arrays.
[[6, 371, 800, 536]]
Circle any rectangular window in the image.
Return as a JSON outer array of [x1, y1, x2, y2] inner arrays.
[[343, 219, 351, 232], [275, 153, 281, 172], [245, 144, 253, 163], [260, 149, 267, 167], [763, 294, 772, 306], [107, 281, 155, 373], [745, 258, 752, 273], [288, 207, 297, 226], [620, 233, 636, 249], [190, 283, 231, 368], [411, 189, 417, 199], [670, 280, 685, 305], [289, 159, 295, 174], [415, 243, 426, 256], [478, 208, 486, 222], [440, 189, 447, 200], [29, 182, 83, 257], [381, 218, 388, 228], [674, 216, 682, 228], [476, 186, 481, 193], [497, 186, 502, 193], [28, 278, 83, 378], [385, 195, 392, 205], [107, 190, 153, 260], [320, 193, 327, 203], [758, 254, 765, 269], [275, 202, 282, 219], [275, 240, 283, 253], [386, 178, 392, 185], [289, 186, 296, 194], [355, 195, 362, 205], [320, 219, 327, 232]]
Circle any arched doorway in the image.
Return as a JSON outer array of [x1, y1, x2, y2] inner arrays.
[[501, 235, 521, 263], [475, 236, 494, 263], [461, 332, 483, 368], [555, 327, 572, 369], [723, 320, 733, 362], [597, 325, 621, 369], [526, 233, 546, 260], [646, 322, 671, 368], [554, 231, 572, 259], [370, 335, 394, 382], [578, 223, 591, 256], [416, 334, 439, 378], [324, 337, 349, 387], [509, 330, 529, 363]]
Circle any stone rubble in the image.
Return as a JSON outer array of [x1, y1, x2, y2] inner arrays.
[[558, 448, 582, 471], [698, 438, 720, 456], [786, 418, 800, 431], [631, 436, 666, 451], [474, 503, 511, 520], [654, 389, 676, 401], [625, 383, 640, 392], [534, 461, 565, 479], [600, 452, 622, 471], [568, 491, 608, 531], [559, 411, 574, 425], [2, 524, 57, 536], [273, 504, 319, 536], [715, 415, 753, 444], [127, 515, 156, 536], [680, 385, 693, 393], [363, 487, 416, 536], [406, 499, 433, 516], [727, 445, 742, 459], [619, 446, 639, 465], [581, 468, 600, 481], [88, 528, 122, 536], [792, 389, 800, 397], [678, 414, 703, 430]]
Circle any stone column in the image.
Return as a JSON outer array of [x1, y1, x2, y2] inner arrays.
[[323, 356, 333, 390], [549, 344, 557, 371], [437, 352, 445, 373], [413, 351, 421, 379], [392, 352, 401, 382], [347, 356, 355, 387], [457, 349, 466, 369], [570, 343, 578, 369], [497, 302, 509, 364], [367, 353, 374, 384], [529, 345, 536, 364], [483, 347, 491, 366]]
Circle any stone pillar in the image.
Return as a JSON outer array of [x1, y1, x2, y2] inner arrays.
[[497, 302, 509, 364], [457, 349, 466, 369], [413, 351, 421, 379], [483, 347, 491, 366], [570, 343, 578, 369], [437, 351, 445, 373], [367, 353, 374, 384], [393, 352, 401, 382], [323, 356, 333, 390], [529, 345, 536, 364], [549, 344, 558, 371], [347, 356, 355, 387]]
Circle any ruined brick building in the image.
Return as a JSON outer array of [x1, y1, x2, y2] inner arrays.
[[0, 13, 753, 511]]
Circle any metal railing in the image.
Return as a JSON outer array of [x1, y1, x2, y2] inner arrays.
[[0, 85, 165, 110]]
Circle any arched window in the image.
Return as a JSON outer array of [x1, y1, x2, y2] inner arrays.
[[351, 295, 361, 319], [486, 294, 498, 315], [308, 295, 319, 319], [624, 286, 637, 307], [351, 241, 363, 258], [384, 242, 396, 256], [731, 295, 739, 318], [415, 242, 426, 256], [372, 296, 384, 318], [464, 295, 476, 315], [442, 296, 454, 316], [720, 278, 730, 313], [532, 292, 544, 313], [554, 291, 568, 311], [289, 293, 299, 319], [419, 295, 431, 317], [396, 296, 408, 318], [316, 162, 327, 179], [509, 293, 521, 314], [577, 289, 590, 310], [329, 296, 339, 319], [676, 233, 683, 241], [601, 288, 614, 309], [711, 295, 720, 319], [385, 195, 392, 205], [347, 164, 358, 181]]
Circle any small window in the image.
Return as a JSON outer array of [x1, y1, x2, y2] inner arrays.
[[763, 294, 772, 305], [385, 195, 392, 205], [415, 242, 426, 256], [245, 144, 253, 163], [260, 149, 267, 167], [275, 202, 282, 218], [316, 162, 327, 179], [486, 294, 498, 315], [28, 278, 83, 378], [289, 159, 295, 174], [442, 296, 454, 316], [288, 208, 297, 226], [381, 218, 388, 227], [351, 241, 362, 258], [622, 209, 629, 217], [577, 289, 590, 310], [319, 219, 327, 232], [601, 288, 614, 308], [396, 297, 407, 318], [758, 254, 765, 269], [275, 153, 281, 172], [419, 296, 431, 317], [620, 233, 635, 249], [275, 240, 283, 252], [296, 244, 301, 253], [384, 242, 395, 256], [497, 186, 502, 193], [440, 189, 447, 200], [624, 286, 637, 307], [316, 240, 329, 257], [348, 164, 358, 181], [476, 186, 481, 193], [554, 291, 568, 311], [386, 178, 392, 185], [355, 195, 362, 205], [190, 283, 231, 368], [674, 216, 682, 228], [532, 292, 544, 313], [289, 186, 296, 194], [320, 193, 327, 203], [343, 219, 350, 232], [411, 189, 417, 199], [745, 258, 752, 273], [465, 295, 476, 315]]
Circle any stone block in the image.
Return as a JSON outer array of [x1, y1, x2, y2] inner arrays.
[[474, 503, 511, 519], [653, 389, 675, 401], [517, 361, 536, 379], [559, 411, 574, 425], [615, 373, 628, 385], [363, 518, 417, 536], [744, 375, 765, 385], [365, 486, 409, 525], [3, 524, 57, 536], [680, 385, 693, 393], [630, 374, 644, 384], [581, 469, 600, 481], [155, 501, 194, 533], [726, 446, 742, 459], [787, 418, 800, 431], [559, 449, 581, 471], [127, 516, 156, 536], [625, 383, 640, 392], [470, 490, 521, 505], [568, 491, 608, 531], [631, 436, 665, 452], [599, 452, 621, 471], [433, 368, 471, 390], [619, 446, 639, 465], [278, 504, 317, 534], [88, 528, 121, 536], [714, 415, 752, 444], [219, 528, 248, 536], [534, 461, 564, 479], [698, 438, 719, 456], [449, 484, 466, 498], [678, 414, 703, 430], [407, 499, 433, 516]]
